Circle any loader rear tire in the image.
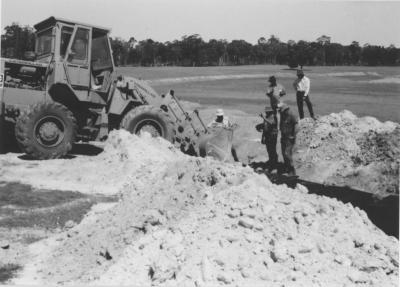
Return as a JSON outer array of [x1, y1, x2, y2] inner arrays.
[[121, 105, 175, 142], [15, 102, 77, 159]]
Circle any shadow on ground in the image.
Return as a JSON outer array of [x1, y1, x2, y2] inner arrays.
[[0, 264, 21, 283], [71, 143, 103, 156], [250, 161, 399, 238]]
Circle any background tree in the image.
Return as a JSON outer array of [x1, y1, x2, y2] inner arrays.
[[180, 34, 205, 66], [316, 35, 331, 66], [287, 40, 298, 68], [383, 45, 400, 66], [201, 39, 227, 66], [2, 23, 399, 67], [136, 39, 159, 66], [1, 23, 35, 59], [349, 41, 362, 65], [266, 35, 281, 64], [110, 37, 129, 66], [227, 40, 252, 65]]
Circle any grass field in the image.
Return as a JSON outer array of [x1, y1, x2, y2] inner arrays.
[[118, 65, 400, 122]]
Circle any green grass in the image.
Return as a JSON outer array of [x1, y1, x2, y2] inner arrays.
[[117, 65, 400, 122]]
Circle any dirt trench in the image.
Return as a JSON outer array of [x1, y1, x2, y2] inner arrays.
[[256, 170, 399, 238]]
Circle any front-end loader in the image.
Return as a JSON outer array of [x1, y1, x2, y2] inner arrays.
[[0, 16, 214, 159]]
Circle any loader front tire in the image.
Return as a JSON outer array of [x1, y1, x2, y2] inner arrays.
[[15, 102, 77, 159], [121, 105, 175, 142]]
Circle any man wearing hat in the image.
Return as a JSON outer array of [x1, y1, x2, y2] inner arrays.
[[293, 69, 315, 120], [208, 108, 232, 128], [266, 75, 286, 112], [277, 102, 298, 176], [257, 107, 278, 171], [207, 108, 239, 162]]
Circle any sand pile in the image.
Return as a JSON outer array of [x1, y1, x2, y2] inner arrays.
[[295, 110, 399, 196], [0, 131, 181, 195], [10, 130, 398, 286]]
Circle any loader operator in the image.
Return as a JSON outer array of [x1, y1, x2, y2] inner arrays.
[[277, 102, 299, 176], [257, 107, 278, 172]]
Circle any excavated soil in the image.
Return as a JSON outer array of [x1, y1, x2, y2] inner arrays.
[[294, 110, 399, 197], [1, 130, 397, 286]]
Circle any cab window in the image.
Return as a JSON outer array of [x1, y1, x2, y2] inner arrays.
[[36, 28, 53, 56], [67, 28, 89, 65], [60, 26, 73, 58], [92, 35, 113, 71]]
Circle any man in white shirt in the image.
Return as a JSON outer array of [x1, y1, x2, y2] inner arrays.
[[293, 69, 315, 120]]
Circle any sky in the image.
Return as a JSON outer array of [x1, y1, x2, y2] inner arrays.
[[1, 0, 400, 47]]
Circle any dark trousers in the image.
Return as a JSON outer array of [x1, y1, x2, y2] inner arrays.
[[265, 133, 278, 167], [281, 137, 295, 175], [296, 91, 314, 119]]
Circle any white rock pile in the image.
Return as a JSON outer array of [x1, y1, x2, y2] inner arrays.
[[10, 130, 398, 286], [295, 110, 399, 196]]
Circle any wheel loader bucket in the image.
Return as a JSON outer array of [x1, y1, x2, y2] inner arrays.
[[198, 127, 234, 162]]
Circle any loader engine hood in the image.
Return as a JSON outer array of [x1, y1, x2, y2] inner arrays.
[[1, 58, 49, 91]]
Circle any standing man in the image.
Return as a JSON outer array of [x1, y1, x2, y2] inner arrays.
[[277, 102, 299, 176], [293, 69, 315, 120], [258, 107, 278, 172], [266, 76, 286, 159], [266, 75, 286, 112]]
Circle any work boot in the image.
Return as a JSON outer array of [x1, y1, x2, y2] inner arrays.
[[278, 164, 287, 175], [267, 162, 277, 173]]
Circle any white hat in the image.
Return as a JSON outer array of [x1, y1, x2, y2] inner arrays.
[[216, 109, 224, 116]]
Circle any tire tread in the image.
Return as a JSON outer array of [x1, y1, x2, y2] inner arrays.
[[120, 105, 176, 142]]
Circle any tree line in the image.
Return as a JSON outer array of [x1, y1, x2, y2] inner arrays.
[[2, 23, 400, 67]]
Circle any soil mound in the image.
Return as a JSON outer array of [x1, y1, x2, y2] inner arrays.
[[9, 130, 398, 286], [295, 110, 399, 197], [0, 131, 180, 195]]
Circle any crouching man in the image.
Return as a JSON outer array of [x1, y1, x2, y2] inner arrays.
[[277, 102, 299, 176], [207, 108, 239, 162], [208, 108, 232, 128]]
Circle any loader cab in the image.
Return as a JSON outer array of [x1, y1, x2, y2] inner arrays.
[[34, 17, 115, 96]]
